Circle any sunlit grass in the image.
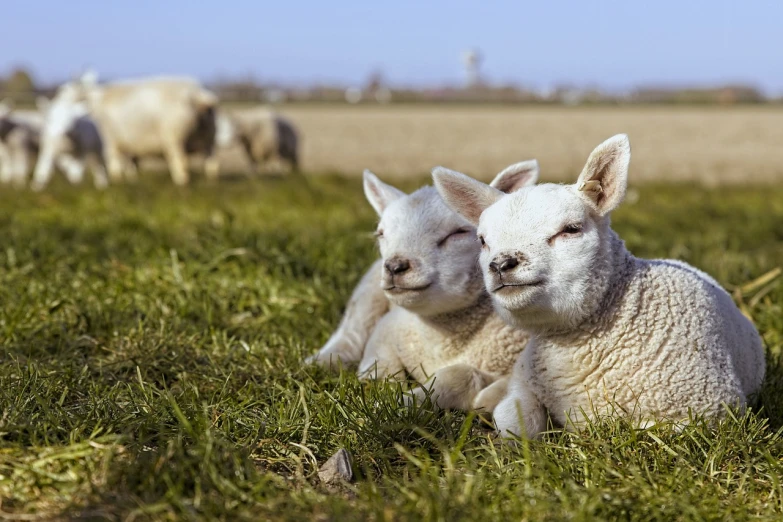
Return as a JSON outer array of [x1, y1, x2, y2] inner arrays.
[[0, 173, 781, 520]]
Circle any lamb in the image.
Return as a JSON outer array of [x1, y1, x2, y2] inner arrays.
[[309, 164, 539, 411], [31, 88, 109, 190], [433, 134, 766, 437], [56, 71, 219, 186], [215, 107, 299, 175], [0, 100, 41, 186]]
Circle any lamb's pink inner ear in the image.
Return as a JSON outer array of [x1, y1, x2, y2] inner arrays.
[[363, 170, 405, 216], [432, 167, 502, 225], [490, 159, 539, 193], [575, 134, 630, 215]]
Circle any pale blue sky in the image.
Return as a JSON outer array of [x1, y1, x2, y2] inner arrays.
[[3, 1, 781, 92]]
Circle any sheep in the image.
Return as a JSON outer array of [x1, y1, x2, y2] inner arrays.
[[216, 107, 299, 174], [309, 163, 540, 411], [50, 71, 219, 186], [31, 89, 109, 190], [0, 100, 41, 186], [433, 134, 766, 437]]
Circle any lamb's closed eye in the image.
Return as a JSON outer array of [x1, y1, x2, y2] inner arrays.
[[437, 227, 471, 247], [549, 223, 582, 243]]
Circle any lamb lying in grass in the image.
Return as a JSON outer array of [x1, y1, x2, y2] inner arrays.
[[308, 164, 539, 411], [434, 134, 766, 437]]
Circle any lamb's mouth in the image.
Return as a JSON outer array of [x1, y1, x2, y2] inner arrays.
[[384, 283, 432, 294], [492, 280, 544, 293]]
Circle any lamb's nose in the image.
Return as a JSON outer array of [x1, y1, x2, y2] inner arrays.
[[385, 258, 410, 275], [490, 256, 519, 273]]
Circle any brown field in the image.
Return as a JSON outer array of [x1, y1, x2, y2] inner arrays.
[[253, 105, 783, 184]]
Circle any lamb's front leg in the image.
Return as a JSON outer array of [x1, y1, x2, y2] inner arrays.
[[308, 259, 389, 370], [0, 145, 12, 183], [357, 340, 405, 381], [472, 376, 510, 413], [493, 376, 547, 440], [407, 364, 496, 411]]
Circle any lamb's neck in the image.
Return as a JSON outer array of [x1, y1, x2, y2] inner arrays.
[[577, 230, 635, 331], [419, 292, 493, 336], [543, 229, 635, 338]]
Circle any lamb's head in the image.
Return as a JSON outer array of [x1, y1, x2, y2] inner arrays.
[[433, 134, 630, 331], [364, 162, 539, 317]]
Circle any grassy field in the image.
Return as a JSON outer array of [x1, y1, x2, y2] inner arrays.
[[272, 105, 783, 184], [1, 172, 782, 521]]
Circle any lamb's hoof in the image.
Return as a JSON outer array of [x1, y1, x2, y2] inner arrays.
[[306, 351, 348, 372], [472, 379, 510, 414], [318, 448, 353, 485], [404, 386, 435, 409]]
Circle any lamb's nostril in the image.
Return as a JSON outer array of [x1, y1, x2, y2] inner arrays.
[[499, 257, 518, 272], [490, 255, 520, 274], [385, 258, 410, 275]]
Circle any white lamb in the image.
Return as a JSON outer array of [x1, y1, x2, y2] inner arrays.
[[309, 164, 538, 411], [32, 89, 109, 190], [0, 100, 41, 186], [215, 107, 299, 175], [433, 134, 766, 437], [48, 71, 219, 187]]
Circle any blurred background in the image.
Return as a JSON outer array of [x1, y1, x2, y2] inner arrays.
[[2, 0, 782, 184]]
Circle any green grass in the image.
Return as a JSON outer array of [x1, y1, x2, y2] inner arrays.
[[0, 173, 782, 521]]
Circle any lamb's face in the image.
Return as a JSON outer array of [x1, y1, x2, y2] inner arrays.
[[476, 185, 604, 328], [375, 187, 483, 316], [434, 134, 631, 331]]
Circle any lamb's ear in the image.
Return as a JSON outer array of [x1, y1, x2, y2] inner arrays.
[[432, 167, 503, 225], [363, 169, 405, 216], [575, 134, 630, 216], [489, 159, 539, 193]]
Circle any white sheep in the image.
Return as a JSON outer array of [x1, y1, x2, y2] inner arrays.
[[309, 163, 539, 411], [216, 107, 299, 174], [433, 134, 766, 437], [45, 71, 219, 187], [32, 89, 109, 190], [0, 100, 41, 186]]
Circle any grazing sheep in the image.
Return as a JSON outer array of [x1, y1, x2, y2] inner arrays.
[[217, 107, 299, 174], [31, 89, 109, 190], [433, 134, 766, 437], [0, 100, 41, 186], [309, 163, 539, 411], [50, 71, 219, 186]]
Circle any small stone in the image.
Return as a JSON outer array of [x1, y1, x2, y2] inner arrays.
[[318, 448, 353, 485]]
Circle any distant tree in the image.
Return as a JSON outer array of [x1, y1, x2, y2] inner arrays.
[[3, 67, 36, 103]]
